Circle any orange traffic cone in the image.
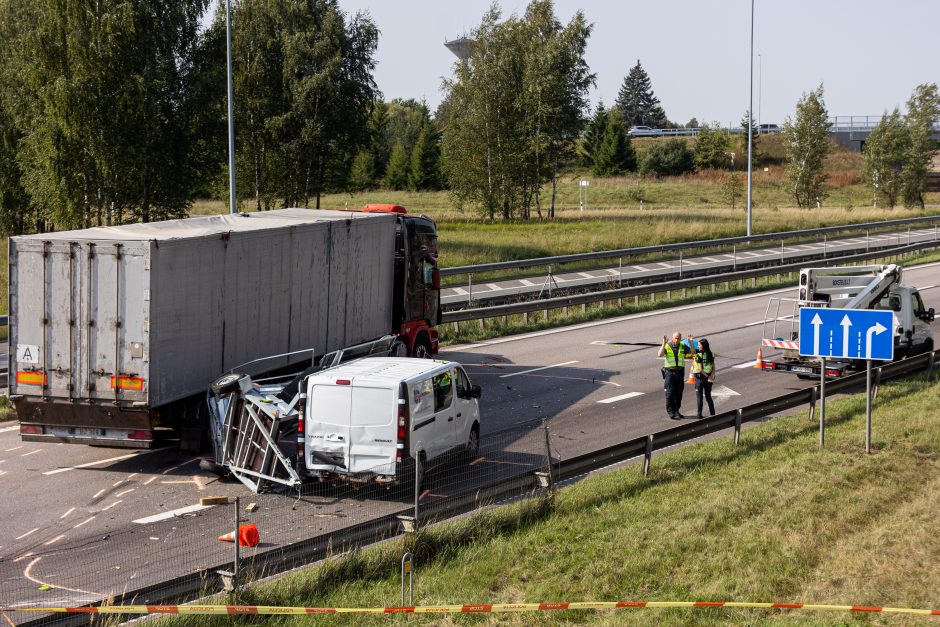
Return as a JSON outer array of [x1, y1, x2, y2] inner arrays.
[[218, 523, 260, 547], [753, 347, 764, 369], [686, 369, 696, 385]]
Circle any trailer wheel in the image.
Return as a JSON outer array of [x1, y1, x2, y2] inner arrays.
[[211, 373, 248, 395], [412, 335, 432, 359]]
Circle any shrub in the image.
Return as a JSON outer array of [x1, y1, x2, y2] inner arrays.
[[640, 139, 695, 177]]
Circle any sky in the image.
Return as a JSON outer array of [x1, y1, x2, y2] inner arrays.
[[327, 0, 940, 127]]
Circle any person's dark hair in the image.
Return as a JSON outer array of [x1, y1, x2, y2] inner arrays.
[[699, 338, 713, 362]]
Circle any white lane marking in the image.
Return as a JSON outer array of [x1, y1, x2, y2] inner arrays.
[[133, 504, 213, 524], [746, 314, 794, 327], [160, 457, 202, 475], [0, 459, 6, 464], [59, 507, 75, 520], [93, 489, 106, 499], [519, 279, 536, 287], [597, 392, 645, 404], [115, 488, 135, 498], [44, 534, 66, 546], [13, 551, 34, 563], [577, 272, 595, 279], [101, 500, 122, 511], [738, 251, 761, 257], [701, 256, 720, 262], [451, 287, 468, 295], [711, 385, 741, 399], [23, 556, 99, 597], [606, 268, 622, 276], [73, 516, 95, 529], [733, 361, 757, 368], [682, 259, 699, 265], [656, 262, 675, 269], [0, 425, 19, 433], [632, 265, 647, 271], [5, 446, 23, 452], [43, 448, 168, 475], [0, 469, 6, 477], [20, 449, 42, 457], [16, 527, 39, 540], [499, 360, 579, 379], [486, 283, 501, 290], [144, 476, 158, 485]]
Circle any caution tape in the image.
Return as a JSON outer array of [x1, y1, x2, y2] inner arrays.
[[2, 601, 938, 616]]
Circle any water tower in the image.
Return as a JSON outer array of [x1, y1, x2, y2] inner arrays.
[[444, 36, 474, 64]]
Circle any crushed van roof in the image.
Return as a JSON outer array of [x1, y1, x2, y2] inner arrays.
[[308, 357, 453, 385], [14, 208, 391, 242]]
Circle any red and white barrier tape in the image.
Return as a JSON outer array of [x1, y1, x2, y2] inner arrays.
[[2, 601, 938, 617], [762, 338, 800, 349]]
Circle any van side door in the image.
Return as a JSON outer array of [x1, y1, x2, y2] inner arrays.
[[428, 369, 455, 457], [453, 366, 479, 443]]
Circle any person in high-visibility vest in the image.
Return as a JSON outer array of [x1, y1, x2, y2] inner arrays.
[[691, 338, 716, 418], [657, 330, 694, 419]]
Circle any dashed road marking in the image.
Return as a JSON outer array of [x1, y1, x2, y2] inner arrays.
[[59, 507, 75, 519], [101, 500, 122, 511], [597, 392, 645, 404], [656, 262, 675, 269], [701, 256, 720, 262], [519, 279, 536, 287], [606, 268, 622, 276], [0, 425, 19, 433], [144, 476, 158, 485], [486, 283, 501, 290], [15, 527, 39, 540], [20, 449, 41, 457], [452, 287, 468, 295], [92, 489, 106, 499], [13, 551, 35, 563], [632, 265, 647, 271], [499, 360, 579, 379], [43, 448, 169, 475], [133, 504, 213, 524], [72, 516, 95, 529], [577, 272, 595, 279], [5, 446, 23, 452], [115, 488, 135, 498], [43, 534, 66, 546]]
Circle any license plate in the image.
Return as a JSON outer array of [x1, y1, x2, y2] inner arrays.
[[790, 366, 813, 374], [68, 427, 104, 437]]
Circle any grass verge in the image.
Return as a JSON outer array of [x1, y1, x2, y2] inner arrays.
[[161, 367, 940, 626], [440, 249, 940, 346]]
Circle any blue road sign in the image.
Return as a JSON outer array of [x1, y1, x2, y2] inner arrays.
[[798, 307, 894, 361]]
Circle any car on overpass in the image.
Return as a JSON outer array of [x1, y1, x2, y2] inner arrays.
[[627, 125, 663, 137]]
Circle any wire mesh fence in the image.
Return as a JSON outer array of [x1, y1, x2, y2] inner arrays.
[[0, 423, 553, 625]]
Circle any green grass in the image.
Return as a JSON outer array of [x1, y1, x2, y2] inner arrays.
[[163, 371, 940, 626]]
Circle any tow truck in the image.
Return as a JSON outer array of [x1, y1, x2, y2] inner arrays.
[[759, 264, 934, 378]]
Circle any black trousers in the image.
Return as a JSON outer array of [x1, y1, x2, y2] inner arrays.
[[663, 368, 684, 415], [695, 375, 715, 416]]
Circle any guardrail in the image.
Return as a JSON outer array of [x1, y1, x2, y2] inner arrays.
[[24, 344, 938, 627], [441, 240, 935, 324], [441, 215, 940, 276]]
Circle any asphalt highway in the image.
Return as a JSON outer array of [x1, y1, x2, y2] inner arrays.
[[2, 262, 939, 615]]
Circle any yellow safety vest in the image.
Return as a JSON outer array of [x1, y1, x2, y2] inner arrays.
[[691, 353, 714, 375], [663, 342, 687, 368]]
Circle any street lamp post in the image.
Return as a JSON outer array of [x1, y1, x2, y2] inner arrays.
[[758, 53, 762, 133], [746, 0, 754, 238], [225, 0, 236, 215]]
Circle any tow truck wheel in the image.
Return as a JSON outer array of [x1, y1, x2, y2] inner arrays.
[[211, 373, 248, 395]]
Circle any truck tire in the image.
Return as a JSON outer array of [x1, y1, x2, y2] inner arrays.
[[211, 373, 248, 395], [390, 340, 408, 357], [412, 335, 432, 359]]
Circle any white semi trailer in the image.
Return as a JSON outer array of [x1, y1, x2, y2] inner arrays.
[[9, 205, 441, 448]]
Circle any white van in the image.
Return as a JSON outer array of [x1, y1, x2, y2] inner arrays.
[[301, 358, 482, 483]]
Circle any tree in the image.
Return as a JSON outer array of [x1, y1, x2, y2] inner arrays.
[[408, 122, 442, 190], [685, 117, 699, 129], [441, 1, 593, 219], [640, 139, 694, 177], [384, 143, 409, 190], [720, 172, 743, 209], [784, 84, 832, 208], [614, 60, 667, 128], [349, 149, 376, 191], [693, 123, 732, 170], [591, 109, 636, 176], [863, 108, 909, 208], [580, 101, 608, 168], [901, 83, 940, 208], [229, 0, 379, 209]]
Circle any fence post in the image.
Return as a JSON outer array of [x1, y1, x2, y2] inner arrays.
[[643, 435, 653, 477], [467, 274, 473, 306], [733, 244, 736, 270], [233, 496, 240, 592], [733, 408, 743, 446], [927, 352, 935, 381], [401, 553, 414, 607], [808, 387, 816, 422], [872, 367, 882, 400]]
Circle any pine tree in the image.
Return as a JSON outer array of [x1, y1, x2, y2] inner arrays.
[[408, 122, 441, 190], [349, 149, 376, 191], [614, 60, 667, 127], [384, 143, 409, 190], [592, 110, 636, 176], [693, 122, 732, 170], [580, 101, 608, 167]]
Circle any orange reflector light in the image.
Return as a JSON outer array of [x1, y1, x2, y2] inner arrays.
[[111, 376, 144, 390], [16, 371, 47, 386]]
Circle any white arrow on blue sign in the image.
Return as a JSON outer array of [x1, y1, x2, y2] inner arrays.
[[798, 307, 894, 361]]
